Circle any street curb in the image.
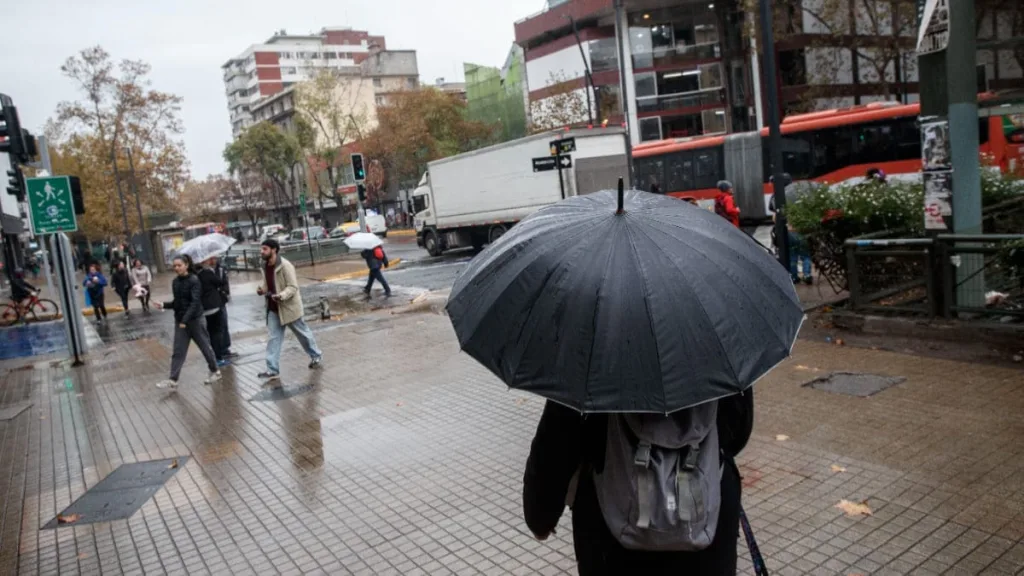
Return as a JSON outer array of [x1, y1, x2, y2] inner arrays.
[[387, 229, 416, 237], [320, 259, 403, 282], [82, 305, 126, 316]]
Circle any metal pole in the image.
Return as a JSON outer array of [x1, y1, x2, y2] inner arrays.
[[35, 136, 57, 298], [758, 0, 791, 270], [613, 0, 635, 188], [557, 156, 566, 200]]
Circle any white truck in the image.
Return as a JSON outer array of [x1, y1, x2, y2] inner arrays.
[[413, 127, 629, 256]]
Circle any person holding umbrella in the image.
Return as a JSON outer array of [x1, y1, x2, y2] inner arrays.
[[446, 180, 801, 575], [153, 254, 222, 390], [344, 232, 391, 298]]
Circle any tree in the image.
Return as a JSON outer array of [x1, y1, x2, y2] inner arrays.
[[529, 72, 591, 132], [178, 177, 224, 222], [47, 46, 188, 239], [294, 70, 375, 208], [362, 88, 493, 191], [223, 122, 300, 224]]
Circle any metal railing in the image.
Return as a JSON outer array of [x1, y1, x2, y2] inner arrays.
[[845, 234, 1024, 320], [222, 238, 353, 272]]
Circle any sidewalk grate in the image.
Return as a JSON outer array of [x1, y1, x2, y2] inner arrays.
[[249, 383, 315, 402], [803, 371, 906, 397], [41, 457, 189, 530], [0, 402, 32, 421]]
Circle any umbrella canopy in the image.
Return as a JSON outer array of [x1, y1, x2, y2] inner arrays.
[[175, 233, 236, 263], [446, 187, 803, 414], [344, 232, 383, 251]]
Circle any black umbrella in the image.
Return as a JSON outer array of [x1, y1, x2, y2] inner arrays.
[[446, 181, 804, 414]]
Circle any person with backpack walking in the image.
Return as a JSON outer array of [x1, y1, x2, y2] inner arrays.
[[522, 391, 755, 575], [83, 263, 108, 323], [361, 244, 392, 298], [714, 180, 741, 228], [256, 239, 323, 384], [152, 254, 222, 390]]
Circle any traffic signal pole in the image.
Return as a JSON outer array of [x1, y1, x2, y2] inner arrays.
[[758, 0, 790, 270]]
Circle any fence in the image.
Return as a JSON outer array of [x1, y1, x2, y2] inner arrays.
[[221, 238, 354, 272], [846, 234, 1024, 320]]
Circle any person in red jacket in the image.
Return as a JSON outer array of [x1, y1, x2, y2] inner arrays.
[[714, 180, 741, 227]]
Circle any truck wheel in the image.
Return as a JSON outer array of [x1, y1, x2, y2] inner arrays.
[[489, 225, 507, 244], [424, 229, 442, 257]]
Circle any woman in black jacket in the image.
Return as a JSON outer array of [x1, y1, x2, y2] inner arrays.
[[153, 255, 221, 390], [111, 261, 133, 315], [195, 257, 229, 366], [522, 391, 754, 575]]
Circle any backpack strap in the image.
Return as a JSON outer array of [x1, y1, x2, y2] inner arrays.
[[676, 443, 703, 523], [634, 440, 653, 529]]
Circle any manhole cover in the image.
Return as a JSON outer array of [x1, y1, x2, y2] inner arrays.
[[42, 457, 188, 529], [803, 372, 906, 397], [0, 402, 31, 421], [249, 383, 315, 402]]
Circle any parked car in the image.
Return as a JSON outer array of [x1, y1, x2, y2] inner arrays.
[[258, 224, 287, 243], [284, 227, 328, 245], [329, 214, 388, 238]]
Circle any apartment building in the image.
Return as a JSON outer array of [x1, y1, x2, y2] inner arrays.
[[222, 27, 388, 138]]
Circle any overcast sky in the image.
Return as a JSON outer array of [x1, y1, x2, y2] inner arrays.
[[5, 0, 544, 178]]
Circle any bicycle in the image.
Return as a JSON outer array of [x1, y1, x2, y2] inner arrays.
[[1, 293, 61, 327]]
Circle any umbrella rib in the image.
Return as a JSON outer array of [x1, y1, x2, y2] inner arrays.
[[624, 221, 667, 414], [637, 218, 797, 355], [580, 219, 626, 413]]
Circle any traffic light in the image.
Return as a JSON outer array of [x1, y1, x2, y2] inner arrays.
[[351, 153, 365, 182], [357, 183, 366, 203], [6, 165, 24, 200], [0, 94, 27, 161], [69, 176, 85, 215], [21, 129, 37, 162]]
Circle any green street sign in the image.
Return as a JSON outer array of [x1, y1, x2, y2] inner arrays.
[[299, 193, 307, 214], [27, 176, 78, 234]]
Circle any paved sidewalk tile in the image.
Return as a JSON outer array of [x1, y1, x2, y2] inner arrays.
[[0, 312, 1022, 575]]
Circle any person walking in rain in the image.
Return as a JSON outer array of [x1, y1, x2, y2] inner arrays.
[[213, 257, 237, 358], [256, 239, 323, 384], [83, 263, 108, 323], [713, 180, 741, 228], [112, 261, 133, 315], [131, 258, 153, 312], [361, 244, 392, 298], [153, 254, 222, 390], [195, 257, 230, 367]]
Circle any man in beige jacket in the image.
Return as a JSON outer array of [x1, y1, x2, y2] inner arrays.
[[256, 239, 323, 383]]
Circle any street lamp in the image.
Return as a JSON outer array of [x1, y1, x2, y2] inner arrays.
[[757, 0, 791, 270]]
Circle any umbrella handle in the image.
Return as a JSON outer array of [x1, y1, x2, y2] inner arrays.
[[617, 177, 624, 214]]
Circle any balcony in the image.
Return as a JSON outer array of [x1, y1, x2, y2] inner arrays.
[[633, 42, 721, 71], [634, 87, 725, 115]]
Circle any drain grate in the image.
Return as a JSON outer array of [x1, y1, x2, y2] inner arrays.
[[42, 457, 188, 529], [803, 372, 906, 397], [0, 402, 32, 421], [249, 383, 315, 402]]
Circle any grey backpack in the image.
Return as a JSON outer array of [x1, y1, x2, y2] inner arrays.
[[592, 402, 721, 552]]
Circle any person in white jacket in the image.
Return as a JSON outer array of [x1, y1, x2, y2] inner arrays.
[[130, 258, 153, 312]]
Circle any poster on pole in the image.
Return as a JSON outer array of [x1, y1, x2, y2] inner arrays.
[[916, 0, 949, 55], [921, 119, 951, 172], [923, 170, 953, 230]]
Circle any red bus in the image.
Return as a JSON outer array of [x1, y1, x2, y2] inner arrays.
[[632, 99, 1024, 220], [183, 222, 226, 241]]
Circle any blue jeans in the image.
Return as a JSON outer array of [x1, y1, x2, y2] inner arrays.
[[790, 253, 812, 280], [265, 312, 322, 375]]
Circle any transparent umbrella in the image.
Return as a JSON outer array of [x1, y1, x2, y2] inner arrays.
[[175, 233, 236, 263], [343, 232, 383, 251]]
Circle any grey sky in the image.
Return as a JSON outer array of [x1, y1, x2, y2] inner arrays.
[[5, 0, 544, 178]]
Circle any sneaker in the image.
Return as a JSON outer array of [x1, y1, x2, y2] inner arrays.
[[803, 277, 813, 285], [258, 371, 280, 381], [308, 357, 322, 369], [384, 292, 392, 299], [156, 379, 178, 390], [204, 371, 223, 385], [216, 359, 231, 368], [225, 350, 240, 359]]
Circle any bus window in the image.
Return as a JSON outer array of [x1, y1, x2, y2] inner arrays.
[[694, 146, 723, 189], [665, 150, 694, 192], [781, 133, 815, 179], [978, 118, 990, 145], [634, 156, 665, 193], [812, 127, 853, 178]]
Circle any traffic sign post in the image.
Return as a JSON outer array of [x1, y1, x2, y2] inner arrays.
[[532, 153, 573, 199], [27, 176, 77, 234]]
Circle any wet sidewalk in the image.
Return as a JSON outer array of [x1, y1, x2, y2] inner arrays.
[[0, 311, 1022, 575]]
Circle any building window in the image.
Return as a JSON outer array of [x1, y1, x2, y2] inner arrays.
[[588, 38, 618, 72], [375, 95, 387, 106], [629, 8, 720, 70], [701, 109, 727, 134], [373, 78, 382, 87], [639, 117, 662, 142], [635, 73, 657, 98], [325, 52, 336, 59], [407, 77, 417, 88], [282, 66, 297, 75], [279, 51, 293, 60]]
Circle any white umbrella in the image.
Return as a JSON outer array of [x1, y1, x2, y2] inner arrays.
[[344, 232, 383, 251], [176, 233, 236, 263]]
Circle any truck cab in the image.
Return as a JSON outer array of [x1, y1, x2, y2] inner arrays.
[[412, 171, 433, 248]]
